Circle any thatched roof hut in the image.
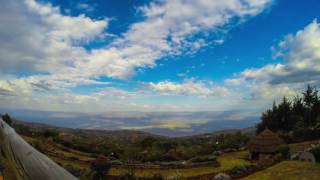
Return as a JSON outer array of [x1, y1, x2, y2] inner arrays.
[[248, 128, 285, 154]]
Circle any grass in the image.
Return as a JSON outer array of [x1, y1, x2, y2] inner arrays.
[[47, 143, 95, 162], [22, 135, 94, 164], [242, 161, 320, 180], [109, 151, 251, 178], [0, 158, 20, 180], [22, 135, 252, 178], [49, 155, 89, 169], [21, 135, 320, 179]]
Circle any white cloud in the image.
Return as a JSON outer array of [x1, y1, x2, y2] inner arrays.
[[0, 0, 273, 112], [0, 0, 108, 75], [95, 0, 273, 78], [225, 20, 320, 107], [0, 0, 272, 80], [227, 20, 320, 86], [145, 79, 231, 97], [76, 3, 95, 13]]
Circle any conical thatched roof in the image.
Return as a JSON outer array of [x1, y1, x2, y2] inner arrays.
[[248, 128, 285, 153]]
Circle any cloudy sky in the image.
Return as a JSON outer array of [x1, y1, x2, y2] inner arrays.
[[0, 0, 320, 118]]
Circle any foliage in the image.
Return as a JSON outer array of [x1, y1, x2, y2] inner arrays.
[[152, 173, 164, 180], [90, 157, 111, 180], [230, 164, 250, 176], [64, 164, 84, 177], [276, 144, 290, 159], [2, 113, 12, 126], [42, 130, 59, 138], [257, 85, 320, 141], [310, 145, 320, 163], [188, 155, 216, 163], [32, 139, 45, 152]]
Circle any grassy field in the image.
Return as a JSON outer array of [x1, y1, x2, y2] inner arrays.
[[109, 151, 251, 178], [242, 161, 320, 180], [0, 158, 19, 180], [46, 148, 251, 178]]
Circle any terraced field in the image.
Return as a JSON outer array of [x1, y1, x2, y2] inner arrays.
[[21, 134, 253, 178], [109, 151, 251, 178], [22, 134, 320, 179]]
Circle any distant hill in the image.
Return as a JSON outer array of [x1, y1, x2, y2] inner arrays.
[[1, 109, 259, 136], [12, 119, 161, 144], [12, 118, 255, 143]]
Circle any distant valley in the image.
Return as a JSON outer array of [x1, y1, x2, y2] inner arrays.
[[0, 109, 259, 137]]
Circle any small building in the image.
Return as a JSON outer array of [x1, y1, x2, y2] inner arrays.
[[248, 128, 285, 161]]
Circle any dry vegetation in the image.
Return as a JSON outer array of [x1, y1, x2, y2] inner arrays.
[[242, 161, 320, 180]]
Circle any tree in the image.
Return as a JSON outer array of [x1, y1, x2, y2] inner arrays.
[[2, 113, 12, 126], [137, 136, 158, 149], [277, 97, 293, 132], [90, 157, 111, 180], [256, 85, 320, 138], [303, 85, 318, 108], [302, 85, 319, 127]]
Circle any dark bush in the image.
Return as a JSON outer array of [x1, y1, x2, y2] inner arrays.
[[188, 155, 216, 163], [64, 164, 83, 177], [2, 113, 12, 126], [152, 173, 164, 180], [90, 157, 111, 180], [230, 164, 250, 175], [277, 144, 290, 159], [310, 145, 320, 162], [42, 130, 58, 138]]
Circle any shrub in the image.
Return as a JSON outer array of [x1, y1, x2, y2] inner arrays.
[[119, 172, 136, 180], [2, 113, 12, 126], [188, 155, 216, 163], [32, 140, 44, 152], [277, 144, 290, 159], [42, 130, 58, 138], [64, 164, 83, 177], [152, 173, 164, 180], [90, 157, 111, 180], [230, 164, 250, 175], [274, 153, 283, 162], [310, 145, 320, 162]]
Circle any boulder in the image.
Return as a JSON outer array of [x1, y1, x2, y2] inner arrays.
[[214, 173, 231, 180], [290, 152, 300, 160], [299, 151, 316, 163]]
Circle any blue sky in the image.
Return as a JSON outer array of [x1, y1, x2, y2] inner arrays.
[[1, 0, 320, 130]]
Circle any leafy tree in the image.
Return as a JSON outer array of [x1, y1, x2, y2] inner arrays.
[[42, 130, 58, 138], [277, 144, 290, 159], [302, 85, 319, 127], [2, 113, 12, 126], [90, 157, 111, 180], [137, 136, 158, 149], [310, 145, 320, 162]]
